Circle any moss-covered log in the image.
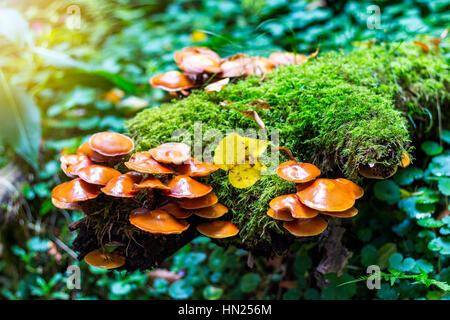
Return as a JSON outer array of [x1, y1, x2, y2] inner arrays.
[[73, 42, 449, 270]]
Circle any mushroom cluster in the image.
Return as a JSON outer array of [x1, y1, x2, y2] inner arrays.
[[51, 131, 240, 269], [149, 46, 319, 96], [267, 160, 364, 237]]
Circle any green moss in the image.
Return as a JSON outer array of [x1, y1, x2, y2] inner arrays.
[[125, 42, 448, 246]]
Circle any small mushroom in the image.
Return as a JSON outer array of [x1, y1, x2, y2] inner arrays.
[[276, 161, 320, 183], [158, 203, 192, 219], [84, 249, 125, 269], [175, 49, 221, 74], [359, 163, 398, 179], [166, 175, 212, 198], [296, 178, 355, 212], [178, 192, 218, 209], [245, 57, 274, 76], [134, 176, 170, 190], [321, 207, 358, 218], [149, 71, 194, 92], [196, 220, 239, 238], [101, 172, 142, 198], [77, 142, 111, 163], [52, 178, 101, 203], [129, 208, 190, 234], [175, 47, 222, 69], [60, 154, 93, 178], [173, 158, 219, 177], [77, 165, 122, 186], [269, 194, 318, 218], [191, 203, 228, 219], [266, 208, 294, 221], [51, 197, 81, 210], [334, 178, 364, 199], [219, 54, 253, 78], [124, 152, 174, 174], [283, 217, 328, 237], [268, 52, 308, 67], [399, 151, 411, 168], [88, 131, 134, 158], [149, 142, 191, 165]]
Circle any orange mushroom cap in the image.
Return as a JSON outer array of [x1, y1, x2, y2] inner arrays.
[[60, 154, 93, 178], [321, 207, 358, 218], [296, 181, 314, 192], [88, 131, 134, 157], [174, 47, 222, 74], [149, 71, 194, 92], [192, 203, 228, 219], [283, 216, 328, 237], [129, 208, 190, 234], [269, 194, 318, 218], [166, 175, 212, 198], [276, 161, 320, 183], [297, 178, 355, 212], [134, 176, 170, 190], [124, 152, 174, 174], [51, 197, 81, 210], [77, 142, 111, 163], [245, 57, 274, 76], [268, 52, 308, 67], [84, 249, 125, 269], [399, 151, 411, 168], [219, 54, 252, 78], [77, 165, 122, 186], [196, 220, 239, 238], [266, 208, 294, 221], [172, 158, 219, 177], [335, 178, 364, 199], [101, 172, 142, 198], [149, 143, 191, 165], [178, 192, 218, 209], [158, 203, 192, 219], [52, 178, 101, 203]]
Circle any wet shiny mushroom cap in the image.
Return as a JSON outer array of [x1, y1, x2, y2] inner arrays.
[[149, 71, 194, 92], [276, 161, 320, 183], [266, 208, 294, 221], [124, 152, 174, 174], [84, 249, 125, 269], [196, 220, 239, 238], [297, 178, 355, 212], [174, 47, 222, 66], [268, 52, 308, 67], [191, 203, 228, 219], [51, 197, 82, 210], [134, 176, 170, 190], [219, 54, 253, 78], [88, 132, 135, 157], [178, 192, 218, 209], [399, 151, 411, 168], [60, 154, 93, 178], [149, 143, 191, 165], [244, 57, 274, 76], [321, 207, 358, 218], [283, 216, 328, 237], [129, 208, 190, 234], [173, 158, 219, 177], [166, 175, 212, 198], [158, 203, 192, 219], [269, 194, 318, 218], [52, 178, 101, 203], [77, 165, 122, 186], [101, 172, 142, 198], [176, 51, 221, 74], [334, 178, 364, 199], [77, 142, 111, 163]]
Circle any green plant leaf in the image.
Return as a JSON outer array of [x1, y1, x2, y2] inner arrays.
[[111, 282, 133, 296], [168, 280, 194, 299], [428, 237, 450, 255], [411, 259, 434, 274], [428, 154, 450, 177], [374, 180, 401, 204], [417, 218, 444, 228], [361, 244, 379, 267], [377, 243, 397, 269], [393, 167, 423, 186], [203, 285, 223, 300], [442, 130, 450, 145], [0, 71, 41, 169], [239, 273, 261, 293], [421, 141, 443, 156], [388, 253, 415, 272], [438, 177, 450, 196]]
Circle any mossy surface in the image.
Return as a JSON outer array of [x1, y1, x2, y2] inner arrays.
[[126, 42, 449, 246]]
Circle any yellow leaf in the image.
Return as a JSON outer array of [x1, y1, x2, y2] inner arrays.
[[244, 137, 269, 162], [213, 133, 246, 170], [228, 163, 263, 189]]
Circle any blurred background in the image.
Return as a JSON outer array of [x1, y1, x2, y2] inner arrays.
[[0, 0, 449, 300]]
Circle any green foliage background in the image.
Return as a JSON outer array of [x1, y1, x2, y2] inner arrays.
[[0, 0, 448, 300]]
